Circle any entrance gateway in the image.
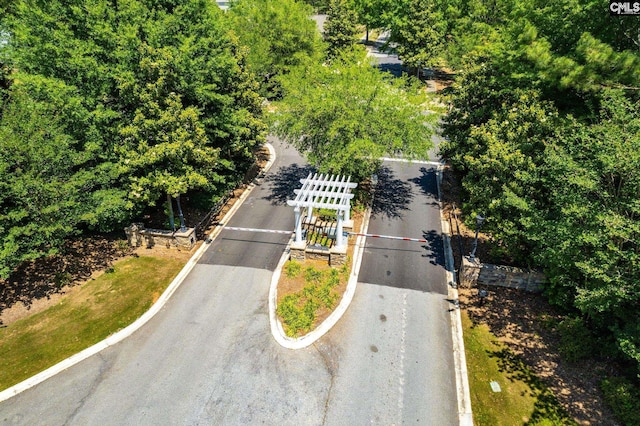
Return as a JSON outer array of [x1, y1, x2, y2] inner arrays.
[[287, 173, 357, 249]]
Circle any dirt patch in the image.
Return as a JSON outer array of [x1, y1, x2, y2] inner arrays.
[[441, 166, 619, 425]]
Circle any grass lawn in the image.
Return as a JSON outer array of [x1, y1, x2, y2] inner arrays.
[[0, 255, 186, 391], [462, 310, 577, 425]]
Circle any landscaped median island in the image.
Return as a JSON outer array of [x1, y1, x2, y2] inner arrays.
[[277, 259, 350, 337], [274, 210, 364, 339]]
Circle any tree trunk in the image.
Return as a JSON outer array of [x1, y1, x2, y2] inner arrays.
[[167, 193, 175, 231]]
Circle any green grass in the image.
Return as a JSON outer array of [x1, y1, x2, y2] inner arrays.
[[462, 311, 577, 425], [0, 255, 186, 391]]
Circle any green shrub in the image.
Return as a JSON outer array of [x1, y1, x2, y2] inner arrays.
[[316, 208, 335, 221], [54, 271, 72, 288], [557, 317, 595, 363], [601, 376, 640, 426], [115, 239, 130, 253], [284, 260, 302, 278], [304, 266, 323, 283], [278, 263, 351, 337], [277, 294, 316, 337]]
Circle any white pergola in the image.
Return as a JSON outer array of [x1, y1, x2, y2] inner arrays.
[[287, 173, 357, 249]]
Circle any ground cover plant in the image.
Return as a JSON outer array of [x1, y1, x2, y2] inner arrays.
[[462, 311, 576, 425], [277, 260, 349, 337]]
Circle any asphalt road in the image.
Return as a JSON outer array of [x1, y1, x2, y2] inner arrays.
[[317, 158, 458, 425], [1, 37, 460, 422]]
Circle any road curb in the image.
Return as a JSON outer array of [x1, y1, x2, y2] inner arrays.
[[269, 207, 371, 350], [0, 143, 277, 403], [436, 164, 474, 425]]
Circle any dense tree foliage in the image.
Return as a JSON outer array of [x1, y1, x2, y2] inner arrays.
[[386, 0, 445, 75], [271, 49, 435, 181], [0, 0, 265, 277], [349, 0, 392, 42], [226, 0, 324, 98], [436, 0, 640, 376], [323, 0, 360, 59]]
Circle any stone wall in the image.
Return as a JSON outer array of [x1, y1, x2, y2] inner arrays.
[[459, 256, 545, 292], [124, 223, 196, 251], [287, 242, 347, 267]]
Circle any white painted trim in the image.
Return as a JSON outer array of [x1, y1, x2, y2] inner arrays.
[[380, 157, 443, 166], [269, 206, 371, 349], [436, 164, 473, 425]]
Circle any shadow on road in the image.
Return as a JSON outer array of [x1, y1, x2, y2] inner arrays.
[[376, 62, 403, 77], [371, 166, 413, 220], [263, 163, 315, 206], [409, 167, 440, 205], [421, 229, 446, 268]]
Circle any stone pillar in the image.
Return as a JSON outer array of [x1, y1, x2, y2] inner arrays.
[[460, 256, 482, 288], [124, 223, 145, 247], [174, 227, 196, 250], [290, 244, 306, 261], [330, 245, 347, 267]]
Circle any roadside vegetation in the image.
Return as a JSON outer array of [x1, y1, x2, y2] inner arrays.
[[0, 255, 185, 391], [277, 260, 350, 337], [462, 311, 576, 425], [2, 0, 639, 422]]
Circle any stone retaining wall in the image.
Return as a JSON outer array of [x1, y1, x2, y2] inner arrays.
[[288, 242, 347, 267], [125, 223, 196, 251], [459, 256, 545, 292]]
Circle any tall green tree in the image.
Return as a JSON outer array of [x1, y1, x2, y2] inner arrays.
[[538, 91, 640, 370], [0, 0, 265, 276], [387, 0, 446, 76], [0, 77, 116, 278], [323, 0, 360, 59], [271, 50, 435, 181], [350, 0, 393, 42], [439, 0, 640, 375], [2, 0, 265, 201], [227, 0, 323, 98]]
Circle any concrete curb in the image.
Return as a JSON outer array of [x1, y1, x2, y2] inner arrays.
[[269, 207, 372, 350], [436, 164, 474, 425], [0, 143, 277, 403]]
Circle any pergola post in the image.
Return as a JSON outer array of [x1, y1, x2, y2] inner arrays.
[[335, 209, 345, 248], [287, 173, 357, 253], [294, 206, 302, 244]]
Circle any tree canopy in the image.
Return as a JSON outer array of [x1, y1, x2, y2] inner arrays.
[[271, 49, 435, 181], [226, 0, 324, 98], [323, 0, 360, 59], [0, 0, 266, 277], [435, 0, 640, 376]]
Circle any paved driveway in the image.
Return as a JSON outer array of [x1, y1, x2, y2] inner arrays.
[[320, 160, 458, 424], [0, 142, 460, 425]]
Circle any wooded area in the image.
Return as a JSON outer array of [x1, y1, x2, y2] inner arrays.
[[1, 0, 639, 419], [0, 0, 266, 278], [435, 0, 640, 385]]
